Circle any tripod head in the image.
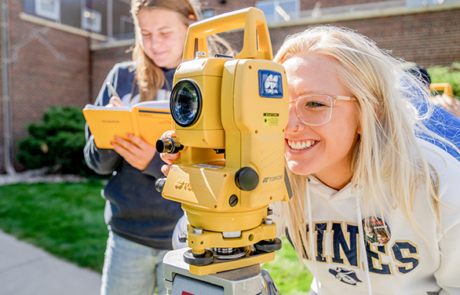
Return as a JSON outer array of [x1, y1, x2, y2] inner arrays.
[[156, 7, 289, 276]]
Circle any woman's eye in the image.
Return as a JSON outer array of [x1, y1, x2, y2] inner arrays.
[[161, 31, 172, 36], [305, 101, 327, 108]]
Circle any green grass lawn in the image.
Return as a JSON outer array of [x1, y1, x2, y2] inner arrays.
[[262, 237, 313, 295], [0, 181, 107, 272], [0, 182, 311, 294]]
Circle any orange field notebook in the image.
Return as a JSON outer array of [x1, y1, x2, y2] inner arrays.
[[83, 101, 172, 149]]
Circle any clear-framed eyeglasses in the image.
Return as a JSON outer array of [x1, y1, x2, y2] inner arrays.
[[290, 94, 358, 126]]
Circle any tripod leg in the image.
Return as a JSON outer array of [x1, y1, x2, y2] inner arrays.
[[261, 269, 280, 295]]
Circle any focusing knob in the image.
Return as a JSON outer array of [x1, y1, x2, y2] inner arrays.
[[156, 137, 183, 154], [155, 139, 167, 153], [235, 167, 259, 191]]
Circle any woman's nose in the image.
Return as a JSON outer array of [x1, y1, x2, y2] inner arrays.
[[151, 34, 163, 49], [286, 105, 305, 133]]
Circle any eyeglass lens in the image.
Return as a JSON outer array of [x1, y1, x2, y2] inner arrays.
[[295, 95, 333, 125]]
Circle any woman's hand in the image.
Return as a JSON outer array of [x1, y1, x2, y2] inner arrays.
[[107, 96, 124, 107], [160, 130, 180, 176], [431, 94, 460, 119], [111, 134, 156, 170]]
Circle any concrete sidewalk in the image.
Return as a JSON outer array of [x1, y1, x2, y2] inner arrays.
[[0, 230, 101, 295]]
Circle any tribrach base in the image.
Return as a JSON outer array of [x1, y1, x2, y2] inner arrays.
[[164, 248, 280, 295], [188, 250, 275, 276]]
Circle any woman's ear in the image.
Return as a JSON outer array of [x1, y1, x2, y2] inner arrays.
[[188, 14, 196, 20]]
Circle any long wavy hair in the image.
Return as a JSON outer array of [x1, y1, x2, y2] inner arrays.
[[131, 0, 232, 102], [274, 26, 456, 260]]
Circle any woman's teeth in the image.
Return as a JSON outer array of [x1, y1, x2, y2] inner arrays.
[[288, 140, 317, 150]]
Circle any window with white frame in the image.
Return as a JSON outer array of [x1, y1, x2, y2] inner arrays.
[[120, 15, 134, 36], [202, 9, 215, 19], [255, 0, 299, 23], [35, 0, 60, 21], [82, 8, 102, 33]]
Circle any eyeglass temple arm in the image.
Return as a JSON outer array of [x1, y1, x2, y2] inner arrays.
[[335, 95, 357, 101]]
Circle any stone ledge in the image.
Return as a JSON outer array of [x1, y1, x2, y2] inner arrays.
[[19, 12, 107, 41], [90, 38, 135, 51]]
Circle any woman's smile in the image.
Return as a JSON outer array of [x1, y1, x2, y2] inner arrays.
[[286, 139, 320, 151]]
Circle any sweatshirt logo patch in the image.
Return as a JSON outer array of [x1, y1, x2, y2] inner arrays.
[[329, 267, 362, 286], [362, 217, 391, 246]]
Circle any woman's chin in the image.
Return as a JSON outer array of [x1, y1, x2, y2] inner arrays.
[[286, 160, 312, 176], [152, 59, 168, 68]]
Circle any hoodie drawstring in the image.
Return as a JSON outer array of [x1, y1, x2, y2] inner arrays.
[[356, 194, 373, 295], [306, 177, 321, 295]]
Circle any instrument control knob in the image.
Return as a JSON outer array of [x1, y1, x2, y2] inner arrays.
[[156, 137, 183, 154], [235, 167, 259, 191]]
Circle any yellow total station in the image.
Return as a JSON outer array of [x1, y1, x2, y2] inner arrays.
[[155, 7, 289, 276]]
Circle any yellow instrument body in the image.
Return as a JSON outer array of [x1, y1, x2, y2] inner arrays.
[[161, 7, 289, 275], [430, 83, 454, 98]]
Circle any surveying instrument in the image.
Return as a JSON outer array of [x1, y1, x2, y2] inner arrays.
[[155, 7, 290, 294]]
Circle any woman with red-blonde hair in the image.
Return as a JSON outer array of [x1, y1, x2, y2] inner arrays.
[[84, 1, 231, 294]]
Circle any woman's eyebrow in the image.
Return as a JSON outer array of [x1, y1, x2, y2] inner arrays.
[[297, 90, 332, 96], [141, 25, 171, 32]]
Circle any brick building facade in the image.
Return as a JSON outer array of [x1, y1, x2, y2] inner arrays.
[[1, 0, 93, 174], [269, 8, 460, 66], [202, 0, 392, 15], [1, 0, 460, 173]]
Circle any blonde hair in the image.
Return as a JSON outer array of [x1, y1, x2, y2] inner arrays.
[[131, 0, 233, 102], [274, 26, 454, 260]]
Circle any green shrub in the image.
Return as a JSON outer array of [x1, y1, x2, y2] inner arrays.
[[17, 106, 96, 176], [427, 62, 460, 97]]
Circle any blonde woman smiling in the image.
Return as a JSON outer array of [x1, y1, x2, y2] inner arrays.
[[274, 26, 460, 295]]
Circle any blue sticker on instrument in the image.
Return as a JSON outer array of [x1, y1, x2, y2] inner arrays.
[[258, 70, 283, 98]]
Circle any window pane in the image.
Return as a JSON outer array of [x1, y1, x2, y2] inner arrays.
[[279, 1, 296, 13], [279, 0, 298, 20], [202, 9, 214, 19], [82, 8, 101, 33], [35, 0, 59, 20], [40, 2, 55, 13], [256, 2, 276, 22]]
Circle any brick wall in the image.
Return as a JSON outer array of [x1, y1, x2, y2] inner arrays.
[[91, 45, 133, 101], [266, 8, 460, 68], [201, 0, 395, 14], [298, 0, 388, 10], [0, 0, 91, 173]]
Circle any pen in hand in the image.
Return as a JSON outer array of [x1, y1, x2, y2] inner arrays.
[[106, 82, 124, 107]]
